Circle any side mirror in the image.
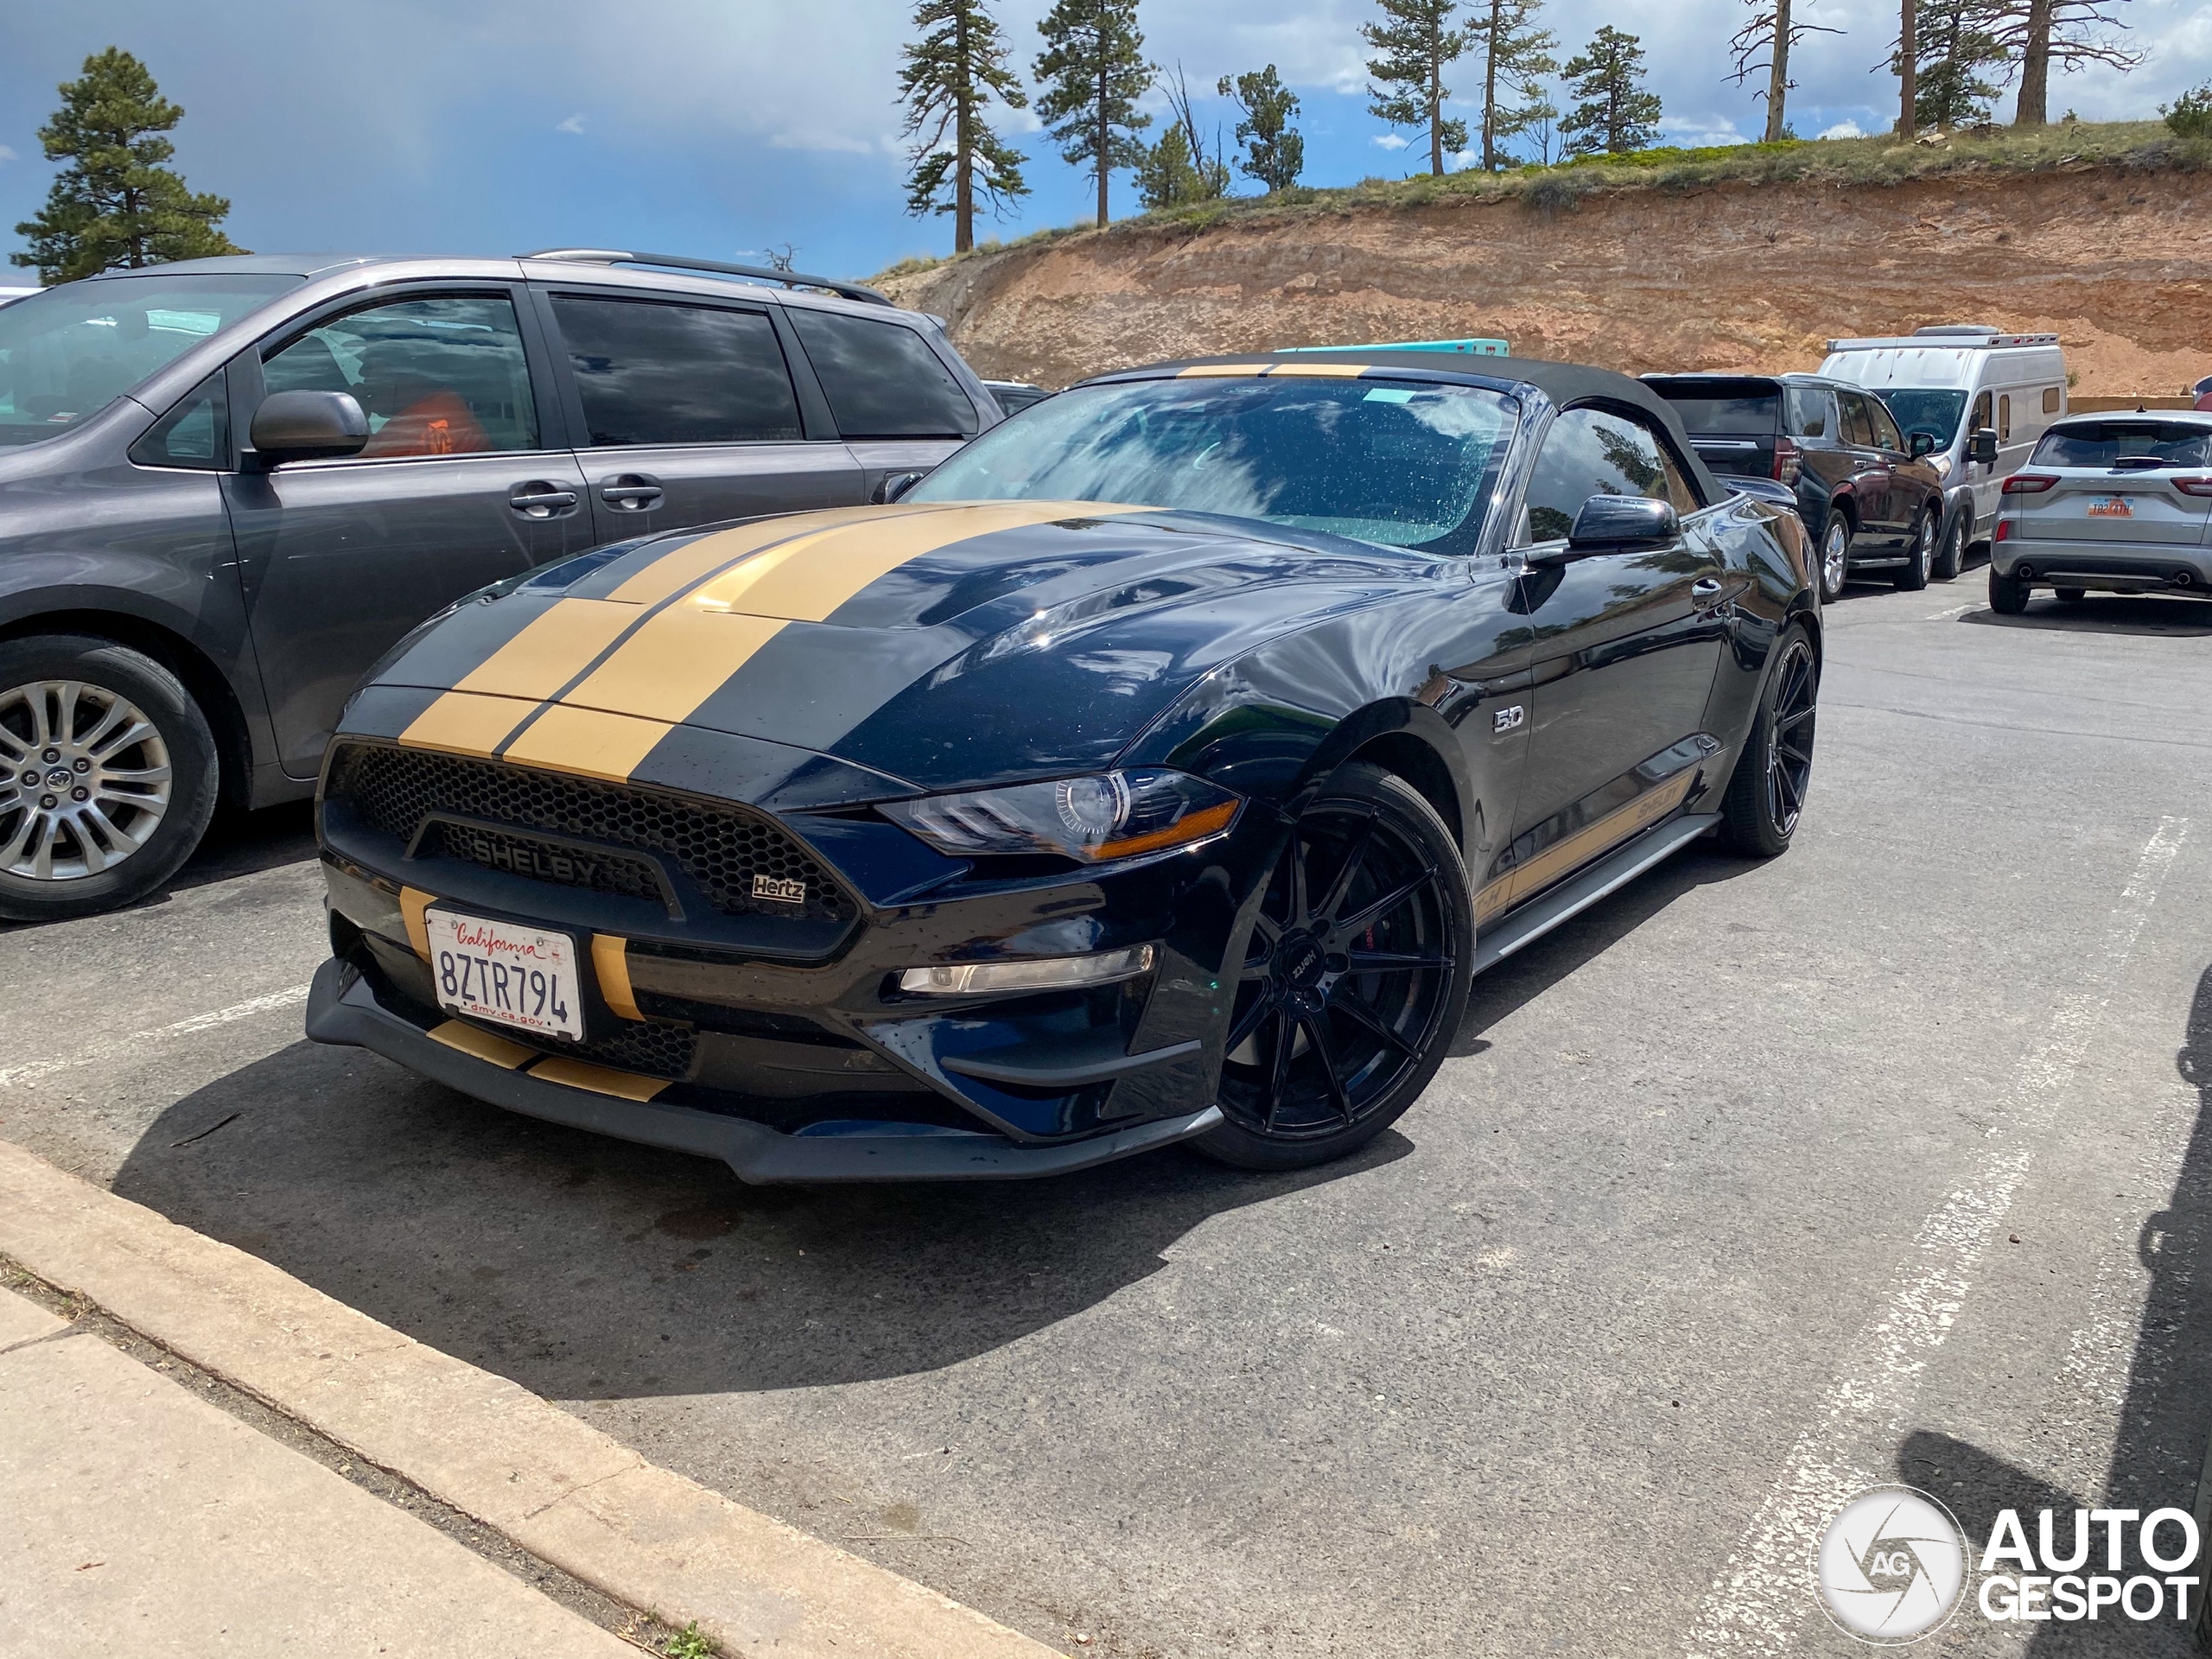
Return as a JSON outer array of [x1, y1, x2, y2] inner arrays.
[[872, 470, 928, 505], [1967, 427, 1999, 467], [1909, 430, 1936, 459], [251, 390, 369, 463], [1561, 493, 1679, 551]]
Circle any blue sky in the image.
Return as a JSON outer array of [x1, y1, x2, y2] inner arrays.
[[3, 0, 2208, 284]]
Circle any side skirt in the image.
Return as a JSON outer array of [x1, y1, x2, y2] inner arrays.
[[1471, 811, 1722, 976]]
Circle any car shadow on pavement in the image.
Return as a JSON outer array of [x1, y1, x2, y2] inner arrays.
[[1961, 597, 2212, 638], [166, 801, 319, 893], [111, 1039, 1408, 1400], [1891, 962, 2212, 1651]]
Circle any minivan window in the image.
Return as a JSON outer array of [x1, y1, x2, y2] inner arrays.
[[551, 297, 803, 446], [788, 309, 977, 439], [2031, 422, 2212, 469], [1878, 389, 1967, 448], [0, 273, 298, 448], [129, 372, 229, 469], [265, 296, 537, 456]]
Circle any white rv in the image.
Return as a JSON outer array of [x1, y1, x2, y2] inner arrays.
[[1821, 326, 2069, 572]]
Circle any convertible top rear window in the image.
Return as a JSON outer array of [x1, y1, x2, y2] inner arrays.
[[910, 374, 1518, 554]]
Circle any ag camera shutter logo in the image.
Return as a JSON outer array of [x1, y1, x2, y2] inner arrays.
[[1814, 1485, 1969, 1643]]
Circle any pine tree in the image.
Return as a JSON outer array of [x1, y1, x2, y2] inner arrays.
[[1475, 0, 1559, 169], [1219, 67, 1306, 193], [1559, 26, 1663, 156], [1898, 0, 2008, 130], [1137, 66, 1230, 209], [11, 48, 242, 284], [1727, 0, 1841, 143], [1033, 0, 1154, 228], [1364, 0, 1471, 175], [1998, 0, 2139, 127], [897, 0, 1030, 255]]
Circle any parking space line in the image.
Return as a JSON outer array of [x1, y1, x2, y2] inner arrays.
[[0, 984, 312, 1090], [1681, 816, 2190, 1657]]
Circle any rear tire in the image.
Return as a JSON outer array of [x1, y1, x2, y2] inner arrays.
[[2054, 586, 2088, 603], [0, 636, 219, 924], [1816, 514, 1850, 604], [1893, 512, 1935, 590], [1989, 567, 2031, 615], [1933, 512, 1967, 581], [1719, 623, 1818, 859]]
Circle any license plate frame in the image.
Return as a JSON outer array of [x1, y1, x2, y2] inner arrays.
[[2086, 495, 2135, 518], [427, 907, 585, 1041]]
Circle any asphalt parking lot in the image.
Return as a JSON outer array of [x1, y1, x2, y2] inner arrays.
[[3, 572, 2209, 1658]]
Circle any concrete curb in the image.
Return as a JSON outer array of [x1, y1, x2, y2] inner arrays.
[[0, 1139, 1061, 1659]]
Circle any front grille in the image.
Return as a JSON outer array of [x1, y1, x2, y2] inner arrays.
[[460, 1014, 702, 1082], [327, 743, 849, 924], [416, 819, 671, 906]]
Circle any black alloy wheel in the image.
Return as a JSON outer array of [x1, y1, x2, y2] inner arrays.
[[1719, 624, 1818, 858], [1933, 512, 1967, 581], [1893, 512, 1935, 590], [1199, 763, 1474, 1171]]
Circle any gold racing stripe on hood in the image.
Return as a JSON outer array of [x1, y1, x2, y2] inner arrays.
[[397, 690, 543, 760], [1177, 362, 1267, 378], [499, 704, 678, 784], [1266, 362, 1371, 378], [397, 598, 644, 757], [603, 503, 921, 606]]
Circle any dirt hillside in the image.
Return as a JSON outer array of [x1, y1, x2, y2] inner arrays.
[[881, 165, 2212, 396]]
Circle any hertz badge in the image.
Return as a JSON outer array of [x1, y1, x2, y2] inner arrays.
[[752, 874, 807, 906]]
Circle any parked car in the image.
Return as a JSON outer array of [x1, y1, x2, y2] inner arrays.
[[0, 250, 1000, 921], [1987, 410, 2212, 613], [982, 378, 1050, 414], [2193, 375, 2212, 414], [1644, 372, 1947, 601], [1822, 326, 2069, 579], [307, 350, 1820, 1183]]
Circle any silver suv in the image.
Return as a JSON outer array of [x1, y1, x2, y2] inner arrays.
[[1989, 410, 2212, 613], [0, 250, 998, 920]]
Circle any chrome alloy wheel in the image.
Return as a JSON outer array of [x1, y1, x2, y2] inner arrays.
[[1219, 800, 1462, 1141], [0, 680, 174, 880], [1764, 639, 1818, 836], [1915, 514, 1936, 582], [1820, 519, 1848, 597]]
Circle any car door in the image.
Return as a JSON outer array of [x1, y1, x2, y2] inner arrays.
[[1966, 388, 1999, 527], [783, 305, 982, 498], [224, 288, 590, 780], [1493, 404, 1729, 908], [537, 289, 863, 546], [1783, 383, 1853, 534], [1861, 392, 1923, 537], [1836, 390, 1906, 546]]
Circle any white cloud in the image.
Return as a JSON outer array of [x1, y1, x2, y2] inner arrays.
[[771, 130, 879, 156], [0, 145, 16, 166], [1657, 114, 1753, 149], [556, 114, 584, 135], [1819, 119, 1865, 139], [1370, 132, 1408, 149]]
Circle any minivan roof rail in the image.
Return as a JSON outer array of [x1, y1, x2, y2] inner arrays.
[[1827, 332, 2061, 351], [518, 249, 894, 308]]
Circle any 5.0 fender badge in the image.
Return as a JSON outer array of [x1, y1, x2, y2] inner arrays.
[[1493, 704, 1526, 734], [752, 874, 808, 906]]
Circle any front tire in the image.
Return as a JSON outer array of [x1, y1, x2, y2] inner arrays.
[[0, 636, 219, 923], [1894, 512, 1935, 590], [1816, 513, 1851, 604], [1933, 512, 1967, 581], [1989, 566, 2031, 615], [1719, 624, 1818, 859], [1197, 762, 1474, 1172]]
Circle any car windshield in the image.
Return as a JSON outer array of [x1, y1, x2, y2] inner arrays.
[[0, 273, 301, 448], [908, 374, 1519, 553], [1878, 389, 1969, 448], [2032, 421, 2212, 468]]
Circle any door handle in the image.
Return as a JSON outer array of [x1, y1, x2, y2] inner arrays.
[[600, 474, 664, 512], [509, 483, 579, 519], [1690, 576, 1726, 607]]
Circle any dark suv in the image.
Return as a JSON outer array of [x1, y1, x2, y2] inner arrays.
[[0, 251, 999, 920], [1644, 372, 1948, 602]]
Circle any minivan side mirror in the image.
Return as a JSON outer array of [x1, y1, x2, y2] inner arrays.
[[1967, 427, 1999, 466], [250, 390, 369, 464], [1551, 493, 1679, 555], [873, 470, 928, 505], [1909, 430, 1936, 459]]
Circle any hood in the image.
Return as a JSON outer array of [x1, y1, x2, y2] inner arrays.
[[370, 501, 1446, 797]]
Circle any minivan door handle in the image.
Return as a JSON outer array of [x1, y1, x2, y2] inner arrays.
[[509, 482, 580, 519], [600, 474, 664, 512]]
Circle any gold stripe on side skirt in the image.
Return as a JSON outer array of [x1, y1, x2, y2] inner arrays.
[[427, 1020, 536, 1069], [1478, 770, 1699, 920], [591, 935, 642, 1022], [528, 1055, 670, 1102], [399, 887, 436, 961]]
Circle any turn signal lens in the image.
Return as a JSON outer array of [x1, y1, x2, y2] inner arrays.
[[882, 769, 1241, 863], [2174, 476, 2212, 497], [899, 944, 1155, 995], [2002, 473, 2058, 494]]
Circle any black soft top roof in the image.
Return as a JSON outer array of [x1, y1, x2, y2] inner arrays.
[[1096, 350, 1725, 504]]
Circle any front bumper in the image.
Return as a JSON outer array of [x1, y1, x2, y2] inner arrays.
[[306, 958, 1222, 1182]]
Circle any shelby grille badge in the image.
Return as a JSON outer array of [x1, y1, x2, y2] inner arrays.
[[751, 874, 808, 906]]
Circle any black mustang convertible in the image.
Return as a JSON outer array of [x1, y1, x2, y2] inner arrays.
[[307, 352, 1820, 1181]]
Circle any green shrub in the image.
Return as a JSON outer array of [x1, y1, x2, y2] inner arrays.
[[2166, 84, 2212, 139]]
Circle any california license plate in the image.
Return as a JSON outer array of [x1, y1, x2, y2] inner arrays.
[[2087, 495, 2134, 518], [428, 908, 582, 1039]]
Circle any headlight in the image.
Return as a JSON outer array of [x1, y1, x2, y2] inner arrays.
[[881, 768, 1241, 863]]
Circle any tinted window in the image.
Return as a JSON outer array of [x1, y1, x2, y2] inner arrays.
[[1971, 391, 1993, 433], [1655, 392, 1777, 434], [1522, 407, 1698, 543], [2042, 386, 2062, 414], [789, 308, 976, 438], [2031, 422, 2212, 468], [1839, 392, 1877, 448], [1999, 394, 2012, 441], [1878, 390, 1965, 448], [265, 296, 537, 457], [129, 372, 228, 469], [0, 273, 297, 449], [1865, 397, 1906, 454], [552, 297, 802, 446], [911, 375, 1516, 553], [1784, 386, 1834, 438]]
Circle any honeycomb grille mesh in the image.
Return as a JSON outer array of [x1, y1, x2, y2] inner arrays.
[[327, 743, 848, 923], [503, 1018, 700, 1082]]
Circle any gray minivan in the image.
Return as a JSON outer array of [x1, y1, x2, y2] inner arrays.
[[0, 251, 998, 920]]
